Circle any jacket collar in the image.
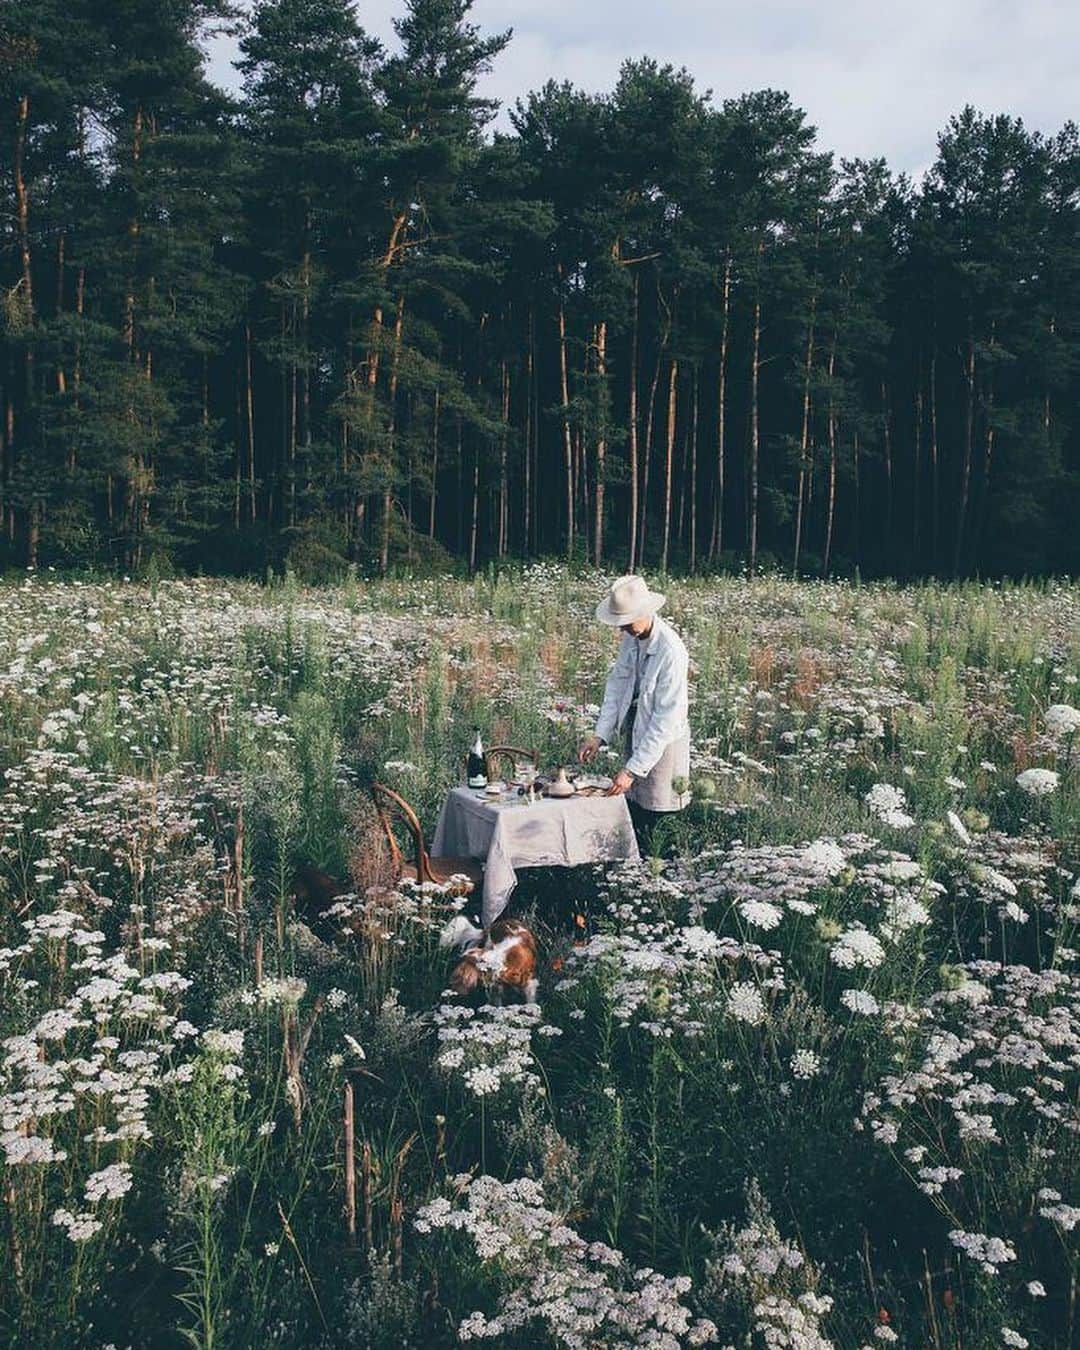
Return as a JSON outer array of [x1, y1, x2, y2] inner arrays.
[[641, 615, 665, 656]]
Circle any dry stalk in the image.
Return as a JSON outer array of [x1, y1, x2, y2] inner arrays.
[[283, 993, 327, 1130], [343, 1081, 356, 1243], [362, 1139, 374, 1257], [276, 1200, 328, 1332], [391, 1196, 404, 1277]]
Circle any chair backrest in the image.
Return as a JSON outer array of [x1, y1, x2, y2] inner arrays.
[[484, 745, 539, 781], [371, 782, 430, 882]]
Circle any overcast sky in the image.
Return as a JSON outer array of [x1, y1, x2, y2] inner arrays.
[[202, 1, 1076, 181]]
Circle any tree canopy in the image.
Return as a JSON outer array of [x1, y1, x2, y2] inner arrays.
[[2, 0, 1078, 578]]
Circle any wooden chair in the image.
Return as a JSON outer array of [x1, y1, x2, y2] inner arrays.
[[484, 745, 539, 782], [371, 782, 483, 897]]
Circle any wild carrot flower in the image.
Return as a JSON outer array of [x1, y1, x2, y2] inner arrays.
[[1015, 768, 1058, 796]]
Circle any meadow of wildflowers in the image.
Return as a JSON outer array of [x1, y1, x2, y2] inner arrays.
[[0, 566, 1077, 1349]]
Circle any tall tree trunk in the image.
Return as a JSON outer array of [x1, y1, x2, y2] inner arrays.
[[26, 503, 39, 569], [456, 412, 464, 554], [930, 348, 939, 572], [709, 251, 732, 561], [748, 281, 762, 575], [881, 378, 893, 562], [300, 246, 312, 504], [70, 264, 85, 474], [853, 426, 861, 570], [406, 394, 415, 561], [973, 322, 996, 571], [557, 279, 574, 559], [469, 314, 486, 572], [380, 295, 405, 573], [641, 280, 672, 563], [661, 354, 678, 573], [469, 444, 480, 572], [499, 357, 510, 557], [289, 358, 298, 527], [627, 272, 640, 570], [429, 387, 441, 538], [55, 233, 66, 396], [358, 209, 409, 541], [676, 410, 688, 545], [593, 319, 607, 566], [912, 370, 923, 563], [953, 331, 976, 577], [689, 362, 699, 573], [823, 335, 838, 576], [523, 305, 533, 553], [245, 320, 257, 522], [792, 289, 817, 577], [3, 384, 13, 542], [234, 355, 243, 528], [123, 106, 143, 356], [123, 107, 145, 570], [14, 93, 34, 319]]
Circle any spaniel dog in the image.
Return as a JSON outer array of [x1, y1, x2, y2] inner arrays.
[[440, 914, 540, 1005]]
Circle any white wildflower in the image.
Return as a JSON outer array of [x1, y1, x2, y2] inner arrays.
[[1045, 703, 1080, 736], [727, 982, 767, 1026], [865, 783, 915, 829], [791, 1049, 821, 1079], [84, 1162, 133, 1204], [739, 900, 784, 931], [830, 927, 886, 970], [1015, 768, 1059, 796]]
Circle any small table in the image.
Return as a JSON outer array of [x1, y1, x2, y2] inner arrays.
[[431, 786, 640, 925]]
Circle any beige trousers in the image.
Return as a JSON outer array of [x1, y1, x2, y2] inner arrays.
[[625, 726, 690, 812]]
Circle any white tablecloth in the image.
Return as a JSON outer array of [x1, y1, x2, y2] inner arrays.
[[431, 787, 640, 924]]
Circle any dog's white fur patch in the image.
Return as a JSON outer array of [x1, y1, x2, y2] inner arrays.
[[440, 914, 484, 950]]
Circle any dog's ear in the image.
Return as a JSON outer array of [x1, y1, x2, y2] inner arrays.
[[450, 955, 480, 995], [291, 865, 345, 907]]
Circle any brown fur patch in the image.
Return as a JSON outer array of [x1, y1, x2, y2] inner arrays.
[[450, 952, 481, 994]]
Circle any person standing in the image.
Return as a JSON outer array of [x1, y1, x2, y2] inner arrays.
[[578, 575, 690, 852]]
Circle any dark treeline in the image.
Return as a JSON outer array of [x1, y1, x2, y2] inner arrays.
[[3, 0, 1079, 580]]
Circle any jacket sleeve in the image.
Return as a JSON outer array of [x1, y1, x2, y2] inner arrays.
[[624, 644, 688, 778], [595, 638, 633, 744]]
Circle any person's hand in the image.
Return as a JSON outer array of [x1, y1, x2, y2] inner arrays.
[[578, 735, 602, 764], [606, 769, 635, 796]]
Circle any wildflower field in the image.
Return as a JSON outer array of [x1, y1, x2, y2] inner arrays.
[[1, 567, 1077, 1350]]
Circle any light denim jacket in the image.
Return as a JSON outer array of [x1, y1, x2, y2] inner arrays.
[[594, 616, 690, 779]]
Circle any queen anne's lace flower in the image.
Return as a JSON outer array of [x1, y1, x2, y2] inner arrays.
[[415, 1174, 718, 1346], [739, 900, 784, 931], [791, 1049, 821, 1079], [1015, 768, 1059, 796], [841, 989, 880, 1016], [727, 982, 767, 1026], [865, 783, 915, 829], [830, 927, 886, 970], [1044, 703, 1080, 737]]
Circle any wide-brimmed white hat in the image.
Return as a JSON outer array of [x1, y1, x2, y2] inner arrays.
[[595, 574, 666, 626]]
